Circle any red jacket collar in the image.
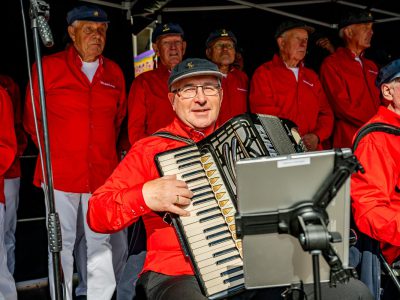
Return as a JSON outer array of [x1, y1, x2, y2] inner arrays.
[[337, 47, 365, 60], [67, 44, 104, 68], [272, 54, 305, 70], [171, 117, 215, 143]]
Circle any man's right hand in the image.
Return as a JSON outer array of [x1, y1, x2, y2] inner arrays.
[[142, 175, 193, 216]]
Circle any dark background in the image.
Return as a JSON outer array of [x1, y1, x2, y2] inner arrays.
[[2, 0, 400, 284]]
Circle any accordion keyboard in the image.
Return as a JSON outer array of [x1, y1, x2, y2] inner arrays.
[[157, 144, 244, 298]]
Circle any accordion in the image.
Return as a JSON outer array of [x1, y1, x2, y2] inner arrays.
[[155, 113, 304, 299]]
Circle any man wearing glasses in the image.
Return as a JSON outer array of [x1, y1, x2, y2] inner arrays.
[[88, 58, 224, 299], [127, 22, 187, 147], [87, 58, 373, 300], [205, 29, 248, 126]]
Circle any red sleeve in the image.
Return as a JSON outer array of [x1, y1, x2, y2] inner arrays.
[[8, 79, 27, 156], [249, 66, 280, 116], [88, 143, 153, 233], [313, 79, 334, 142], [23, 63, 42, 148], [320, 60, 371, 128], [1, 89, 17, 203], [0, 89, 16, 175], [114, 67, 127, 141], [127, 77, 147, 146], [351, 139, 400, 247]]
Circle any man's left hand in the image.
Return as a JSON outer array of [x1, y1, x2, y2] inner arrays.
[[302, 133, 319, 151]]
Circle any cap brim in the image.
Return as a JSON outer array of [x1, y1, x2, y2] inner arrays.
[[275, 25, 315, 38], [386, 72, 400, 83], [169, 70, 226, 89], [153, 32, 184, 43]]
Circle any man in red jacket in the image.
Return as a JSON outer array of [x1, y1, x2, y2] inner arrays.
[[320, 10, 381, 148], [250, 20, 333, 151], [205, 29, 248, 126], [0, 86, 17, 300], [351, 59, 400, 280], [127, 22, 187, 147], [23, 5, 126, 300], [88, 58, 373, 300], [0, 74, 27, 278]]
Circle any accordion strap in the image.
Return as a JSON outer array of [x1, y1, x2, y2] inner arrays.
[[352, 122, 400, 151], [152, 131, 195, 145]]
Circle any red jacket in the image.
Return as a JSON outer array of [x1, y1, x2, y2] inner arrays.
[[0, 87, 17, 203], [0, 74, 27, 179], [24, 45, 126, 193], [127, 63, 175, 146], [351, 107, 400, 264], [88, 117, 214, 276], [216, 67, 248, 126], [249, 54, 333, 148], [320, 47, 381, 148]]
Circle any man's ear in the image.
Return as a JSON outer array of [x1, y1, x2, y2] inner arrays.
[[276, 37, 285, 51], [67, 26, 76, 42], [182, 41, 187, 56], [205, 48, 212, 60], [344, 27, 352, 39], [381, 83, 394, 101], [168, 92, 176, 111], [152, 43, 160, 57]]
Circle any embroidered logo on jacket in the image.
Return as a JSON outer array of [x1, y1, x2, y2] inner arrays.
[[302, 80, 314, 87], [100, 81, 116, 88]]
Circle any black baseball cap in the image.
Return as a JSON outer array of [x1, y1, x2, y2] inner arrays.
[[338, 10, 374, 30], [206, 29, 237, 47], [275, 20, 315, 38], [168, 58, 225, 90], [376, 59, 400, 87], [66, 5, 109, 25], [152, 23, 184, 43]]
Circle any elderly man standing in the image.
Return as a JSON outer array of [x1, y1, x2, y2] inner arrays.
[[128, 22, 186, 146], [205, 29, 248, 125], [23, 5, 126, 300], [320, 10, 381, 148], [0, 87, 17, 300], [250, 20, 333, 151]]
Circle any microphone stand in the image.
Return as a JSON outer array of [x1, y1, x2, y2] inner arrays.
[[28, 1, 64, 299]]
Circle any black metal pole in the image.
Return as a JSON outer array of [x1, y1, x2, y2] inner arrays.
[[311, 250, 322, 300], [29, 5, 64, 300]]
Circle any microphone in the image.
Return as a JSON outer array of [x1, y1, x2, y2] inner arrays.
[[30, 0, 54, 48], [37, 15, 54, 47]]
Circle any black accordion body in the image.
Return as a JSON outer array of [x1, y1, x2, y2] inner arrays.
[[155, 113, 304, 299]]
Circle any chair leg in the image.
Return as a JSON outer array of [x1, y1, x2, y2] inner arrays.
[[380, 253, 400, 293]]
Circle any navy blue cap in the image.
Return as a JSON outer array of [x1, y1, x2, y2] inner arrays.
[[168, 58, 225, 90], [338, 10, 374, 29], [206, 29, 237, 47], [152, 23, 184, 43], [66, 5, 109, 25], [376, 59, 400, 87], [275, 20, 315, 38]]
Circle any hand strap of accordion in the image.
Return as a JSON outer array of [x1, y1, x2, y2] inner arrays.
[[152, 131, 195, 145]]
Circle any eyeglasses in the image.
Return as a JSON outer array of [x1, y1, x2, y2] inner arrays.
[[172, 85, 221, 99], [160, 40, 183, 48], [213, 42, 235, 50]]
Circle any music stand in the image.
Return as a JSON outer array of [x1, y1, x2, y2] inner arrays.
[[235, 149, 362, 300]]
